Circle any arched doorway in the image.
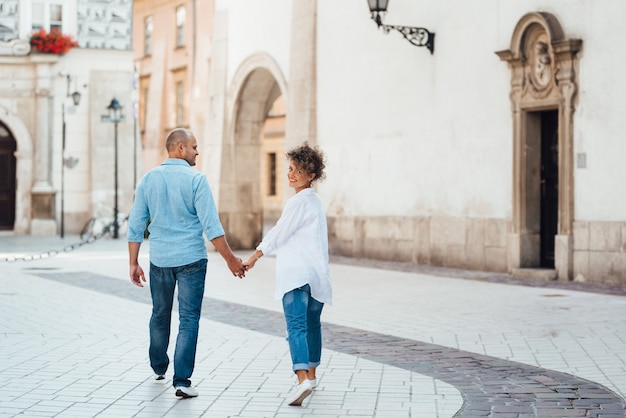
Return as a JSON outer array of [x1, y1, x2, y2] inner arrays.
[[0, 122, 17, 230], [497, 12, 582, 280], [219, 54, 288, 249], [260, 95, 286, 234]]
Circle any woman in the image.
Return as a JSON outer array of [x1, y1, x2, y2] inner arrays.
[[244, 142, 332, 406]]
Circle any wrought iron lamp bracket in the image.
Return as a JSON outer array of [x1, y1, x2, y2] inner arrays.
[[371, 12, 435, 54]]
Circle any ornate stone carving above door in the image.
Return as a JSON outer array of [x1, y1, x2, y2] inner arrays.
[[528, 36, 554, 98]]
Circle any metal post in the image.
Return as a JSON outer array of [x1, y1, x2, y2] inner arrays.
[[60, 103, 66, 238], [113, 120, 119, 239]]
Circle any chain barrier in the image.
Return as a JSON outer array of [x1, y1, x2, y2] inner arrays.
[[1, 218, 120, 263]]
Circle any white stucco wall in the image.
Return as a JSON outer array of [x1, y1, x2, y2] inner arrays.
[[215, 0, 292, 91], [317, 0, 511, 219], [316, 0, 626, 222], [565, 2, 626, 222]]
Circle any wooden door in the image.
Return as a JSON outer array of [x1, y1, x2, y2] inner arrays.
[[0, 123, 16, 230], [540, 110, 559, 267]]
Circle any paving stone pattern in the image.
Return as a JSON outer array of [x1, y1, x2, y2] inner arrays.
[[36, 271, 626, 417]]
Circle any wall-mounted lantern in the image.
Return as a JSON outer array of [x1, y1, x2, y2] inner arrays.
[[367, 0, 435, 54]]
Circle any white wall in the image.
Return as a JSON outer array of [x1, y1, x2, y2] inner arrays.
[[215, 0, 292, 90], [564, 2, 626, 221], [317, 0, 511, 219], [317, 0, 626, 222]]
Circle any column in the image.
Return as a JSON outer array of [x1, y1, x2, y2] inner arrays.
[[285, 0, 317, 149], [31, 59, 58, 235]]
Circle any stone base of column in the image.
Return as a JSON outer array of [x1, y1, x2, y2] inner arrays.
[[30, 218, 57, 235], [31, 189, 57, 236], [554, 234, 573, 281], [507, 232, 540, 270]]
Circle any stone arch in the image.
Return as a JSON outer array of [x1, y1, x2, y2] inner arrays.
[[496, 12, 582, 280], [218, 53, 288, 249], [0, 105, 34, 234]]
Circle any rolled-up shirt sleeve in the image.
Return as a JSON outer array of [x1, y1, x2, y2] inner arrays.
[[194, 175, 225, 241], [127, 181, 149, 243]]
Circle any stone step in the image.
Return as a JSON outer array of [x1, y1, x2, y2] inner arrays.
[[511, 268, 558, 281]]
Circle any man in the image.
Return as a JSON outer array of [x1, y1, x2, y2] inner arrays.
[[127, 128, 245, 398]]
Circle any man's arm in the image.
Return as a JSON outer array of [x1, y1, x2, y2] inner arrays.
[[129, 241, 147, 287], [211, 235, 246, 278]]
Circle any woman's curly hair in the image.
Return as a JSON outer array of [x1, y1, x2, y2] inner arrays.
[[287, 142, 326, 183]]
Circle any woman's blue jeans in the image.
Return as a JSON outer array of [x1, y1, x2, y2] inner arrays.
[[149, 259, 207, 388], [282, 284, 324, 372]]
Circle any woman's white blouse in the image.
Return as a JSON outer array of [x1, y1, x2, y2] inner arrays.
[[257, 188, 332, 305]]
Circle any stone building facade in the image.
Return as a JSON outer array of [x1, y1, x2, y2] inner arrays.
[[0, 0, 136, 236], [195, 0, 626, 285], [4, 0, 625, 285]]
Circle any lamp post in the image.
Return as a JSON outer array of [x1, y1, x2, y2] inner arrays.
[[105, 98, 123, 239], [60, 75, 81, 238]]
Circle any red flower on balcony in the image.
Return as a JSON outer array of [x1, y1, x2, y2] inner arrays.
[[30, 29, 79, 54]]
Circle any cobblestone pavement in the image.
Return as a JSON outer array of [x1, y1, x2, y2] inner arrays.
[[1, 234, 625, 417]]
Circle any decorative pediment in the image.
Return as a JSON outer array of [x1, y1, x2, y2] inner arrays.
[[496, 12, 582, 103]]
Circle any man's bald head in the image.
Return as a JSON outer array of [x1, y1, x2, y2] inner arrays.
[[165, 128, 199, 166], [166, 128, 194, 152]]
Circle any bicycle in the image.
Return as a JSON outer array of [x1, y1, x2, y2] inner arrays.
[[80, 205, 129, 241]]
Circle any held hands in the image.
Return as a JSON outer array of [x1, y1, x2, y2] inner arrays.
[[211, 236, 247, 279], [228, 257, 247, 279], [243, 254, 259, 272]]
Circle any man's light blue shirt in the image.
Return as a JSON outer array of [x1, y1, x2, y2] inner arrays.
[[127, 158, 225, 268]]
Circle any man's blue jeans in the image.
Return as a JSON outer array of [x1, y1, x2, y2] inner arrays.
[[149, 259, 207, 388], [282, 284, 324, 372]]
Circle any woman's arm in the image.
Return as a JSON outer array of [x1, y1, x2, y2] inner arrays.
[[244, 198, 305, 270], [243, 249, 263, 270]]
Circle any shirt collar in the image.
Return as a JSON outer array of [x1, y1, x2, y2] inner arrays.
[[161, 158, 191, 167], [296, 187, 315, 196]]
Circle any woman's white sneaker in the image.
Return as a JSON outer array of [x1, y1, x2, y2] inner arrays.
[[175, 386, 198, 398], [288, 379, 313, 406]]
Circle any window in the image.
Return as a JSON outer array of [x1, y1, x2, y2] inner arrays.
[[175, 5, 185, 48], [144, 16, 153, 56], [172, 68, 187, 127], [268, 153, 277, 196], [32, 1, 63, 32], [176, 81, 184, 127]]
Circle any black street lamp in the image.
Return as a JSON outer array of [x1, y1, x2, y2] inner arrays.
[[60, 74, 81, 238], [367, 0, 435, 54], [105, 98, 123, 239]]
